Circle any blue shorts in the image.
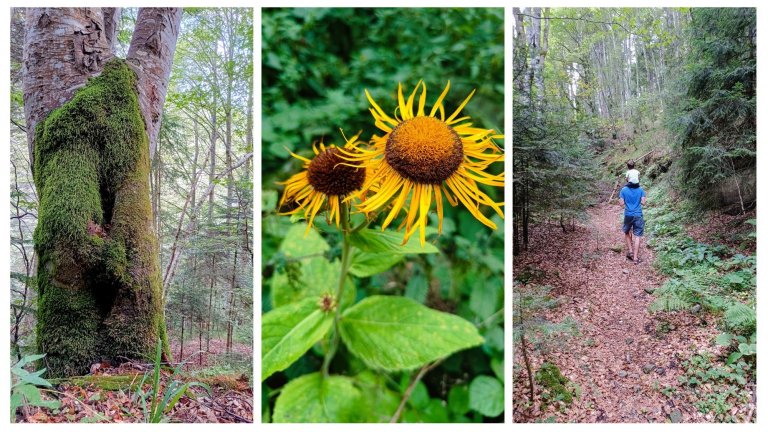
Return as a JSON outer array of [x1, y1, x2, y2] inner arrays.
[[623, 215, 644, 236]]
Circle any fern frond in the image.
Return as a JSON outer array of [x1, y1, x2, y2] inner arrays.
[[650, 292, 695, 312], [724, 302, 756, 332]]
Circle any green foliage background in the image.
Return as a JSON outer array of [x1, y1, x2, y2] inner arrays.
[[261, 8, 504, 423]]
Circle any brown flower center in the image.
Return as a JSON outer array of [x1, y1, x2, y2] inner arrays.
[[385, 116, 463, 184], [307, 147, 365, 196]]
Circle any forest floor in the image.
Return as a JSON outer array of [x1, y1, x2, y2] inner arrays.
[[513, 203, 731, 422], [169, 337, 252, 368], [15, 338, 253, 423]]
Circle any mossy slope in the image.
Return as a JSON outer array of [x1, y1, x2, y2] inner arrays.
[[34, 58, 167, 377]]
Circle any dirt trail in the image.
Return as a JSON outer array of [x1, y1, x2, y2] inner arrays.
[[514, 203, 718, 422]]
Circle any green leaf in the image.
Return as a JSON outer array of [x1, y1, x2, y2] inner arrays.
[[406, 381, 430, 409], [339, 296, 483, 371], [470, 283, 500, 319], [271, 257, 355, 308], [348, 250, 404, 277], [12, 368, 54, 387], [714, 333, 734, 346], [448, 384, 470, 415], [404, 272, 429, 303], [14, 384, 60, 410], [262, 299, 334, 381], [262, 189, 278, 211], [349, 228, 439, 254], [13, 353, 46, 369], [273, 372, 362, 422], [491, 357, 504, 383], [738, 343, 756, 356], [279, 223, 329, 258], [354, 371, 401, 422], [409, 398, 449, 422], [483, 326, 504, 353], [10, 392, 22, 421], [469, 375, 504, 417]]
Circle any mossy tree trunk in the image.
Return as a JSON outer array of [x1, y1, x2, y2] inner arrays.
[[22, 7, 182, 377]]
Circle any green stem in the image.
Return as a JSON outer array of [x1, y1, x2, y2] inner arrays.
[[322, 202, 352, 377]]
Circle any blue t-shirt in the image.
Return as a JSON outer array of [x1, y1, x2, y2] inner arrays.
[[620, 186, 646, 216]]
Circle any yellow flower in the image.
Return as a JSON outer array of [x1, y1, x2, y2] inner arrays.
[[343, 81, 504, 245], [278, 134, 366, 232]]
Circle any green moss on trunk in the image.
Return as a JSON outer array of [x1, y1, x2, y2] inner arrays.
[[33, 58, 168, 377]]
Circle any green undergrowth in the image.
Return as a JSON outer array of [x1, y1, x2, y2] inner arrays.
[[644, 181, 755, 421], [33, 58, 167, 377], [645, 183, 756, 336], [676, 352, 753, 422]]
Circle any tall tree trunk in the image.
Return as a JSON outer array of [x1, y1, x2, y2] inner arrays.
[[525, 8, 542, 110], [226, 241, 239, 353], [23, 7, 182, 377], [535, 8, 550, 110], [178, 289, 185, 360], [207, 101, 218, 224], [207, 255, 216, 351], [512, 8, 528, 104]]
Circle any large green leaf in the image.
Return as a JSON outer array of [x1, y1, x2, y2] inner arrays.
[[280, 223, 329, 258], [273, 372, 362, 422], [271, 257, 355, 308], [348, 250, 404, 277], [469, 375, 504, 417], [349, 228, 439, 254], [262, 299, 333, 381], [339, 296, 483, 370]]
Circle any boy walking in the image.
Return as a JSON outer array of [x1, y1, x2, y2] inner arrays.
[[618, 182, 647, 264]]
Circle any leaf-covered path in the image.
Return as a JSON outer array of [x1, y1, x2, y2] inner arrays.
[[514, 203, 720, 422]]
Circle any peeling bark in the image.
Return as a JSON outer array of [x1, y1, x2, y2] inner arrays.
[[22, 8, 114, 168]]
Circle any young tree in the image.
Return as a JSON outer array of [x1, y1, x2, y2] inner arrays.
[[22, 7, 182, 377]]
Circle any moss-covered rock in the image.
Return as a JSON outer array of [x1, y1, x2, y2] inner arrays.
[[33, 58, 168, 377], [535, 362, 575, 406]]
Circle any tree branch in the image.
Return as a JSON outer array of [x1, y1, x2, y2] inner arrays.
[[11, 118, 27, 133], [389, 359, 444, 423], [516, 12, 631, 34]]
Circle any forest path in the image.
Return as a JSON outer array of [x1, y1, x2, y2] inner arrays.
[[515, 203, 717, 422]]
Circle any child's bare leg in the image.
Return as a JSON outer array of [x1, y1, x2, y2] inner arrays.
[[633, 235, 642, 262]]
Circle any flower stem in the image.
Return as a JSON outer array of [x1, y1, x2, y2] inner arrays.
[[322, 202, 352, 377]]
